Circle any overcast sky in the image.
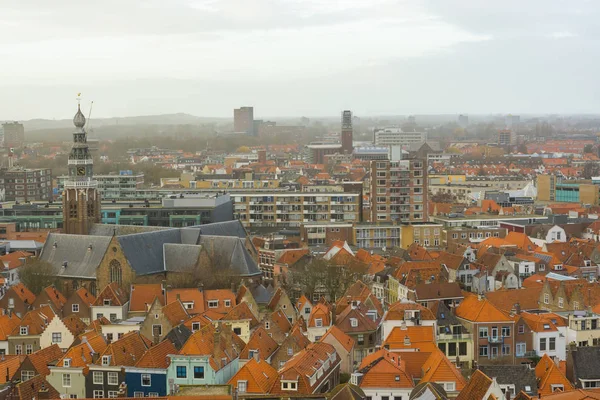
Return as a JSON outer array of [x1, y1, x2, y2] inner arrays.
[[1, 0, 598, 120]]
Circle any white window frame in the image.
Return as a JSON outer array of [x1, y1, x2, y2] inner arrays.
[[93, 390, 104, 398], [141, 374, 151, 387], [52, 332, 62, 343], [63, 373, 72, 387], [208, 300, 219, 308], [93, 371, 104, 385], [237, 380, 247, 393], [315, 318, 323, 327], [20, 327, 28, 335], [108, 372, 119, 386], [72, 304, 80, 313]]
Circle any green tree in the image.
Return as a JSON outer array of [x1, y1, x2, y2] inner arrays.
[[584, 144, 594, 153]]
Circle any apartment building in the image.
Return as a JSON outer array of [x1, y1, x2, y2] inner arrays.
[[57, 172, 144, 200], [369, 158, 427, 224], [373, 127, 427, 147], [0, 167, 52, 202], [233, 192, 361, 229], [354, 223, 400, 249]]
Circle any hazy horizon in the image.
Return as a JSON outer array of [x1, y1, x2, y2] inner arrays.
[[2, 0, 599, 120]]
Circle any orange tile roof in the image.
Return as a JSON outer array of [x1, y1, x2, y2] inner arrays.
[[535, 353, 574, 396], [57, 334, 107, 368], [129, 284, 164, 312], [73, 287, 96, 307], [0, 313, 21, 341], [203, 289, 236, 314], [485, 287, 543, 312], [520, 312, 566, 333], [227, 358, 278, 393], [0, 355, 24, 383], [240, 327, 279, 360], [165, 287, 204, 314], [40, 285, 67, 310], [420, 348, 467, 391], [14, 375, 60, 400], [320, 325, 355, 353], [382, 325, 437, 352], [455, 369, 493, 400], [179, 323, 245, 371], [98, 331, 152, 367], [8, 282, 36, 304], [455, 292, 513, 322], [11, 305, 55, 335], [384, 301, 436, 321], [93, 282, 128, 307], [62, 314, 87, 336], [357, 349, 414, 389], [222, 301, 259, 327], [162, 300, 190, 326], [28, 343, 63, 376], [136, 339, 177, 369], [0, 251, 33, 270], [276, 249, 310, 266], [308, 303, 331, 328]]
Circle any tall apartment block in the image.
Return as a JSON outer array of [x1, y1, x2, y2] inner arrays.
[[0, 167, 52, 202], [2, 122, 25, 148], [369, 158, 427, 223], [234, 106, 255, 136], [233, 192, 361, 229]]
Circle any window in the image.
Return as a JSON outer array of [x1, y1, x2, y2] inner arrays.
[[191, 322, 200, 332], [133, 393, 144, 398], [551, 384, 564, 392], [148, 393, 159, 398], [304, 307, 310, 314], [15, 345, 22, 355], [107, 392, 118, 398], [102, 356, 111, 366], [20, 327, 28, 335], [479, 346, 488, 357], [549, 337, 556, 351], [176, 366, 187, 378], [108, 372, 119, 385], [558, 297, 564, 308], [315, 318, 323, 327], [93, 371, 104, 384], [141, 374, 151, 387], [574, 301, 580, 310], [109, 260, 123, 285], [152, 324, 162, 337], [224, 300, 231, 307], [63, 373, 71, 387], [518, 324, 525, 334], [540, 338, 547, 351], [459, 342, 467, 356], [502, 344, 511, 355], [502, 326, 511, 337], [516, 342, 526, 356], [358, 334, 364, 345], [238, 381, 247, 393], [93, 390, 104, 398], [288, 347, 293, 356], [72, 304, 79, 313], [21, 370, 35, 381], [64, 359, 71, 368], [265, 321, 270, 330], [444, 382, 456, 392], [208, 300, 219, 308], [194, 366, 204, 379], [479, 327, 488, 338], [350, 318, 358, 328], [233, 327, 241, 335], [544, 293, 550, 304], [26, 344, 33, 355], [52, 332, 62, 343], [448, 342, 457, 357]]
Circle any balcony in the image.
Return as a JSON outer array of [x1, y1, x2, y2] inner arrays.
[[64, 179, 98, 189], [438, 333, 473, 341], [486, 336, 504, 344]]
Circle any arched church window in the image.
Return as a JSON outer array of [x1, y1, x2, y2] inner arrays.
[[109, 260, 123, 285]]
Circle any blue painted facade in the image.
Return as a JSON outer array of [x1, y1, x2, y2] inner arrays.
[[166, 355, 239, 386], [124, 368, 168, 397]]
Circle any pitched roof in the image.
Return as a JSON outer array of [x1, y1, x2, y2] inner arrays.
[[14, 375, 60, 400], [385, 301, 436, 321], [40, 233, 112, 278], [165, 287, 204, 314], [161, 300, 190, 326], [179, 323, 245, 370], [129, 284, 164, 312], [57, 334, 107, 368], [222, 301, 259, 327], [39, 285, 67, 310], [415, 282, 463, 301], [335, 304, 379, 334], [485, 287, 542, 312], [0, 251, 34, 270], [0, 355, 23, 383], [28, 344, 63, 376], [320, 325, 355, 353], [276, 249, 310, 266], [308, 303, 331, 328], [135, 339, 177, 369], [0, 313, 21, 341], [11, 305, 55, 335], [420, 348, 467, 391], [98, 331, 152, 367], [455, 369, 493, 400], [93, 282, 128, 306], [72, 286, 96, 307], [535, 353, 574, 396], [455, 293, 512, 322], [62, 314, 87, 336], [227, 358, 278, 394], [240, 327, 279, 360], [382, 325, 437, 352], [7, 282, 36, 304], [479, 365, 538, 397], [357, 349, 414, 389]]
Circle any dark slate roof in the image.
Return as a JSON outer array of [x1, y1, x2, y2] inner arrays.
[[572, 346, 600, 380], [190, 220, 247, 238], [89, 224, 172, 236], [197, 235, 260, 276], [479, 365, 538, 397], [117, 228, 182, 276], [163, 244, 202, 272], [435, 301, 462, 328], [40, 233, 112, 278], [250, 284, 273, 304], [410, 382, 447, 400], [164, 324, 192, 350]]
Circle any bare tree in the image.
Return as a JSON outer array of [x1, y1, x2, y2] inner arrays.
[[17, 260, 59, 295]]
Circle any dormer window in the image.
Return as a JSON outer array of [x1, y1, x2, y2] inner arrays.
[[265, 321, 270, 330], [555, 264, 563, 271], [191, 322, 200, 332], [208, 300, 219, 308], [20, 327, 28, 335], [543, 324, 551, 330], [102, 356, 111, 366], [350, 318, 358, 328], [64, 358, 71, 368], [281, 381, 297, 391], [315, 318, 323, 328], [224, 300, 231, 307], [103, 299, 111, 306]]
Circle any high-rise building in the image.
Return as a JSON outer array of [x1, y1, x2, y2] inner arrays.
[[341, 110, 354, 154], [62, 103, 101, 234], [0, 167, 52, 202], [498, 129, 515, 146], [2, 122, 25, 148], [234, 106, 255, 135], [458, 114, 469, 128], [369, 157, 427, 224]]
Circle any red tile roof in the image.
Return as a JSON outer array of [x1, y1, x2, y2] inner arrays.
[[129, 284, 164, 312], [227, 358, 278, 394]]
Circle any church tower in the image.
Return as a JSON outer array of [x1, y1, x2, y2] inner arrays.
[[62, 100, 101, 234]]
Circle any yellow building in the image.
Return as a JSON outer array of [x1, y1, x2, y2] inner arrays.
[[400, 224, 444, 249], [428, 174, 467, 185]]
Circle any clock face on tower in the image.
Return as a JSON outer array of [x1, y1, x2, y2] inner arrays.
[[77, 166, 86, 176]]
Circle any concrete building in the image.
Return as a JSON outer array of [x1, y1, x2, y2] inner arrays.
[[369, 157, 427, 224], [234, 106, 255, 136], [498, 129, 515, 146], [2, 122, 25, 148], [373, 127, 427, 147], [57, 171, 144, 200], [537, 175, 599, 205], [0, 167, 52, 202], [233, 192, 361, 229]]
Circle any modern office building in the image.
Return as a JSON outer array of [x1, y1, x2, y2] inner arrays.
[[2, 122, 25, 148], [234, 106, 255, 135], [57, 171, 144, 200], [373, 127, 427, 147], [369, 157, 428, 224], [0, 167, 52, 202], [233, 192, 361, 229], [537, 175, 599, 205]]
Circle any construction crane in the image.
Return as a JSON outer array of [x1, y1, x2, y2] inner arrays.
[[87, 101, 94, 131]]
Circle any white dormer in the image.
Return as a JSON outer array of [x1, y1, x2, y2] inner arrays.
[[102, 355, 111, 366], [350, 318, 358, 328], [20, 327, 28, 335], [63, 358, 71, 368]]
